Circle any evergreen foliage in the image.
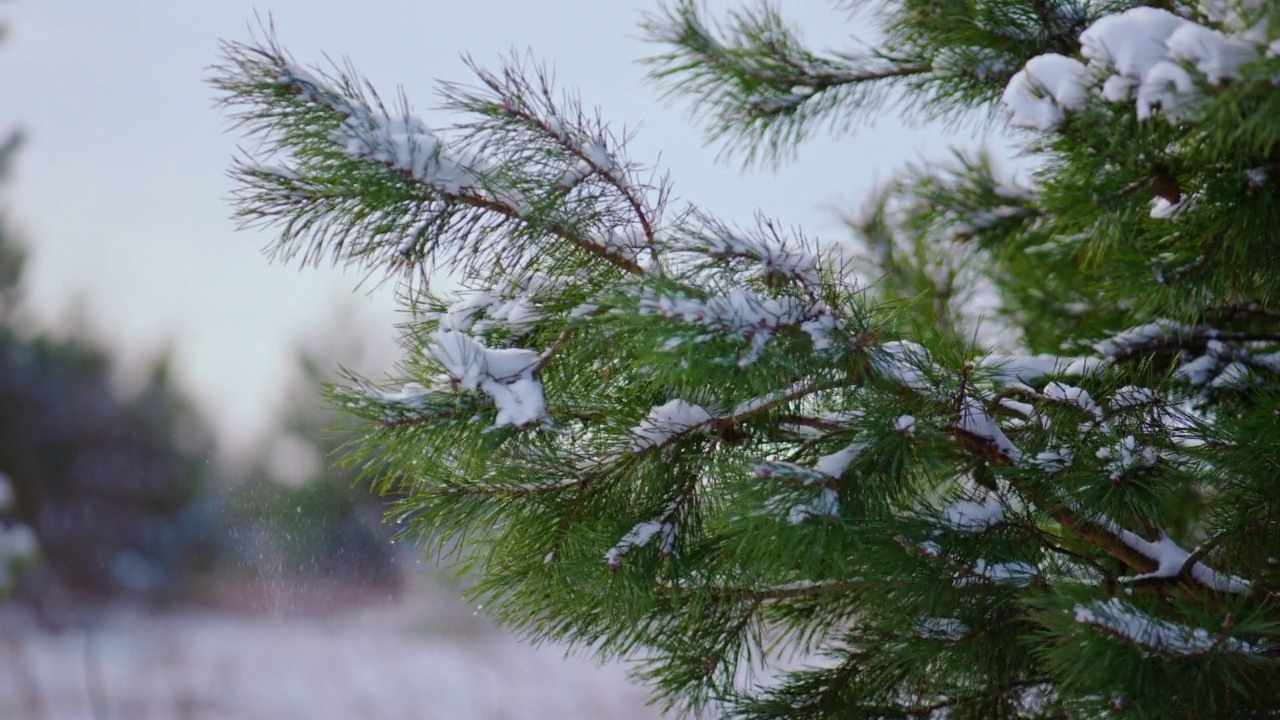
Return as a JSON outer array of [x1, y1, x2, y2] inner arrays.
[[215, 1, 1280, 716]]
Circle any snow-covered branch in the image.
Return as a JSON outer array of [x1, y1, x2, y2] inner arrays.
[[1074, 598, 1256, 656], [1003, 7, 1266, 129], [215, 36, 653, 278], [605, 494, 685, 570]]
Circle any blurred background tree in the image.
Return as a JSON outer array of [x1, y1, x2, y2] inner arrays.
[[0, 124, 221, 614], [0, 17, 399, 618], [220, 326, 400, 595]]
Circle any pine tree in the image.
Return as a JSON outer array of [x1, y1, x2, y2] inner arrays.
[[214, 2, 1280, 716]]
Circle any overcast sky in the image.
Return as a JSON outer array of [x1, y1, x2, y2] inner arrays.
[[0, 0, 976, 457]]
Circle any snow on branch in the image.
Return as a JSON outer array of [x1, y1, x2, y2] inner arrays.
[[977, 354, 1108, 385], [631, 399, 715, 451], [1074, 598, 1256, 655], [1093, 320, 1199, 358], [1089, 516, 1251, 594], [321, 79, 488, 196], [937, 495, 1005, 533], [1042, 382, 1103, 422], [332, 376, 481, 429], [1003, 6, 1265, 128], [214, 34, 656, 279], [973, 321, 1280, 395], [758, 439, 868, 524], [956, 396, 1023, 464], [755, 439, 870, 487], [437, 289, 542, 335], [1035, 487, 1255, 597], [605, 495, 684, 570], [630, 381, 839, 454], [729, 380, 815, 417], [641, 287, 832, 366], [1096, 436, 1158, 483], [664, 213, 825, 290], [427, 330, 548, 429], [1001, 53, 1089, 131], [1109, 386, 1160, 410], [870, 341, 933, 393], [447, 57, 662, 248], [900, 534, 1039, 588], [767, 485, 841, 526]]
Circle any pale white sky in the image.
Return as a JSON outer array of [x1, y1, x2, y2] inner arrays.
[[0, 0, 970, 458]]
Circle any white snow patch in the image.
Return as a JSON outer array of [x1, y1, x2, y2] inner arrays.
[[439, 291, 544, 333], [1097, 435, 1158, 482], [581, 138, 614, 173], [1151, 194, 1195, 219], [684, 223, 824, 289], [605, 503, 679, 570], [1009, 6, 1261, 125], [1001, 53, 1089, 130], [1166, 21, 1258, 85], [1210, 361, 1253, 389], [1110, 386, 1158, 410], [999, 399, 1035, 417], [630, 400, 713, 451], [957, 397, 1023, 463], [1081, 8, 1187, 82], [363, 381, 436, 410], [893, 415, 916, 435], [1094, 320, 1195, 358], [731, 381, 811, 417], [776, 487, 840, 525], [1043, 381, 1103, 420], [1089, 514, 1252, 593], [1136, 61, 1197, 121], [1176, 348, 1223, 386], [979, 354, 1109, 384], [871, 341, 932, 393], [592, 225, 647, 265], [914, 617, 968, 641], [1030, 449, 1073, 472], [1200, 0, 1269, 41], [1075, 598, 1254, 654], [641, 289, 818, 367], [940, 496, 1005, 533], [556, 158, 595, 188], [813, 440, 871, 479], [427, 330, 546, 428], [326, 98, 485, 196]]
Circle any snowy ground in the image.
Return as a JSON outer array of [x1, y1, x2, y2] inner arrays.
[[0, 576, 663, 720]]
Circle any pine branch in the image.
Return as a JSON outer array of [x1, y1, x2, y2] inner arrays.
[[641, 0, 932, 166], [213, 34, 651, 281]]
